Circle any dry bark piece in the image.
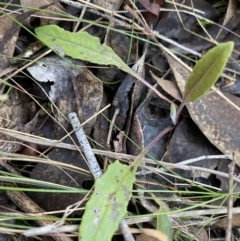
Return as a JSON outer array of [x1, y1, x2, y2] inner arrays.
[[28, 55, 103, 135], [27, 55, 93, 134], [112, 73, 135, 131]]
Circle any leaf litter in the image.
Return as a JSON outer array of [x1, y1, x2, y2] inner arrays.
[[1, 0, 240, 240]]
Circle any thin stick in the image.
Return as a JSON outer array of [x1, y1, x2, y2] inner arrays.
[[68, 112, 135, 241], [0, 128, 237, 184], [68, 112, 102, 178], [176, 155, 233, 166], [225, 153, 236, 241], [106, 108, 119, 149]]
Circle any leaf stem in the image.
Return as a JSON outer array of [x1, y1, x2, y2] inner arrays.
[[132, 124, 175, 170]]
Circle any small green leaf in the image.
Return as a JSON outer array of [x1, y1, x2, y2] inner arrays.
[[35, 25, 132, 73], [157, 207, 172, 241], [184, 42, 233, 103], [170, 103, 177, 125], [152, 194, 172, 241], [79, 161, 135, 241]]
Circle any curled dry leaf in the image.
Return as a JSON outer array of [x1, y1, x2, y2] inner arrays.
[[113, 51, 146, 130]]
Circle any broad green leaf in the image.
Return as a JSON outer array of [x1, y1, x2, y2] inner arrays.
[[35, 25, 132, 74], [184, 42, 233, 103], [79, 161, 135, 241], [35, 25, 170, 103]]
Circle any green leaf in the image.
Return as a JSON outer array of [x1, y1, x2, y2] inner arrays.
[[157, 207, 172, 241], [35, 25, 170, 103], [170, 103, 177, 125], [153, 194, 172, 241], [35, 25, 132, 73], [79, 161, 135, 241], [184, 42, 233, 103]]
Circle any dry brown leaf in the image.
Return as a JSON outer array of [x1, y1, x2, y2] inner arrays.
[[20, 0, 64, 26], [0, 88, 37, 153], [224, 0, 239, 25], [0, 13, 19, 71], [150, 71, 183, 101], [216, 212, 240, 227], [93, 0, 123, 11], [129, 228, 168, 241], [217, 0, 239, 39], [137, 233, 159, 241], [71, 69, 103, 135]]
